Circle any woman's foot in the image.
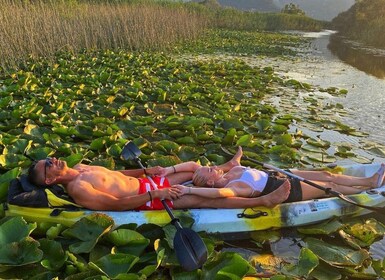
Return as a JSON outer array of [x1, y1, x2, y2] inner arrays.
[[373, 163, 385, 188], [229, 146, 243, 167], [261, 179, 291, 208]]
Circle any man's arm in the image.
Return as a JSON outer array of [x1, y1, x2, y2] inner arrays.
[[67, 181, 181, 211], [118, 169, 146, 177]]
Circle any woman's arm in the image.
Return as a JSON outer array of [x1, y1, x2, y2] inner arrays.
[[172, 184, 237, 198]]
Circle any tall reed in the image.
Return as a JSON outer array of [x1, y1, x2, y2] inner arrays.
[[0, 0, 208, 71]]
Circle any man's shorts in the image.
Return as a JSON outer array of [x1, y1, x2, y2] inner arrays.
[[136, 176, 174, 210], [262, 176, 302, 203]]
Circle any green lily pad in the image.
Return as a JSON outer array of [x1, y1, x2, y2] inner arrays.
[[305, 237, 370, 268], [306, 138, 331, 148], [284, 248, 319, 278], [298, 218, 344, 235], [0, 167, 21, 202], [154, 140, 179, 154], [0, 216, 36, 245], [309, 261, 341, 280], [89, 253, 139, 279], [0, 216, 41, 267], [342, 219, 385, 246], [177, 146, 202, 161], [39, 238, 67, 271], [202, 252, 254, 279], [61, 214, 114, 254], [0, 237, 43, 266], [236, 134, 253, 146], [107, 229, 150, 256]]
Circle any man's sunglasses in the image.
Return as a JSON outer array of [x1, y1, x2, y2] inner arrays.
[[44, 157, 53, 183]]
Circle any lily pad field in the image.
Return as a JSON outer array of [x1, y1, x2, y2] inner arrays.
[[1, 4, 385, 279]]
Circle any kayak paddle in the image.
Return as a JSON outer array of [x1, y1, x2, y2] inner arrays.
[[121, 141, 208, 271], [221, 146, 385, 213]]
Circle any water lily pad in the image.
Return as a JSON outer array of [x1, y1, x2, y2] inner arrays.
[[177, 146, 202, 161], [61, 213, 114, 254], [305, 237, 370, 268], [0, 217, 41, 266], [284, 248, 318, 278], [306, 138, 331, 148], [0, 167, 21, 202], [342, 218, 385, 247], [0, 237, 43, 266], [249, 253, 284, 276], [154, 140, 179, 154], [147, 155, 180, 167], [236, 134, 253, 146], [308, 261, 341, 280], [39, 238, 67, 270], [89, 253, 139, 279], [303, 152, 336, 163], [202, 252, 254, 279], [107, 229, 150, 256], [255, 119, 271, 133], [298, 218, 344, 235]]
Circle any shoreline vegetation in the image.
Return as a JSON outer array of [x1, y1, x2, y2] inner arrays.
[[0, 0, 326, 72], [331, 0, 385, 49]]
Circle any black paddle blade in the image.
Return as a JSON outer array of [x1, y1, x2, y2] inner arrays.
[[121, 141, 142, 161], [174, 228, 208, 271]]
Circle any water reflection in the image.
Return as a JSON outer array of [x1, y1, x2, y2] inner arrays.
[[328, 34, 385, 79]]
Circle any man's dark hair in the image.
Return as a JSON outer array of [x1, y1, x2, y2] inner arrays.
[[27, 161, 40, 186]]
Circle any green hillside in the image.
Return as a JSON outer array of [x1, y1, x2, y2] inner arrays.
[[331, 0, 385, 48]]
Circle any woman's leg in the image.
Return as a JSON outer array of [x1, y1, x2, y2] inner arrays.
[[291, 163, 385, 188], [300, 180, 363, 200]]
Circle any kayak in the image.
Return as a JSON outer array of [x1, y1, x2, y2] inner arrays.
[[3, 163, 385, 233]]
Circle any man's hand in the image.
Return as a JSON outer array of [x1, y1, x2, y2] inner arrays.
[[153, 187, 182, 200], [145, 166, 167, 176], [172, 184, 190, 195]]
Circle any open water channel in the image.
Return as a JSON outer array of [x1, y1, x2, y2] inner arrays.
[[226, 30, 385, 273], [269, 30, 385, 164]]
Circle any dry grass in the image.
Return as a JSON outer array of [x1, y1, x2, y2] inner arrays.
[[0, 0, 208, 71]]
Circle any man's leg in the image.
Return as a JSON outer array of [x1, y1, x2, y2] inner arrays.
[[173, 180, 291, 209]]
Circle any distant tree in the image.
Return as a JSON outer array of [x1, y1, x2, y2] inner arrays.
[[281, 3, 306, 15]]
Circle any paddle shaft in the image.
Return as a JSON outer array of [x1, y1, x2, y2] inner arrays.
[[121, 141, 208, 271], [134, 158, 185, 229]]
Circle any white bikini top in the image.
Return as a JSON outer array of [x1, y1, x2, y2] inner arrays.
[[229, 167, 268, 195]]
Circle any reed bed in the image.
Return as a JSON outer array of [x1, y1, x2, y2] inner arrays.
[[0, 0, 208, 71]]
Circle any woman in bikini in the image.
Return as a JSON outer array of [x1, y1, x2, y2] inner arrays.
[[173, 147, 385, 203]]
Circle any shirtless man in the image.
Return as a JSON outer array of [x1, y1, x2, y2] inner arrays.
[[27, 156, 291, 211]]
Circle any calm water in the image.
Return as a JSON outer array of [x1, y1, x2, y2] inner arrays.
[[289, 31, 385, 147], [263, 31, 385, 263]]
